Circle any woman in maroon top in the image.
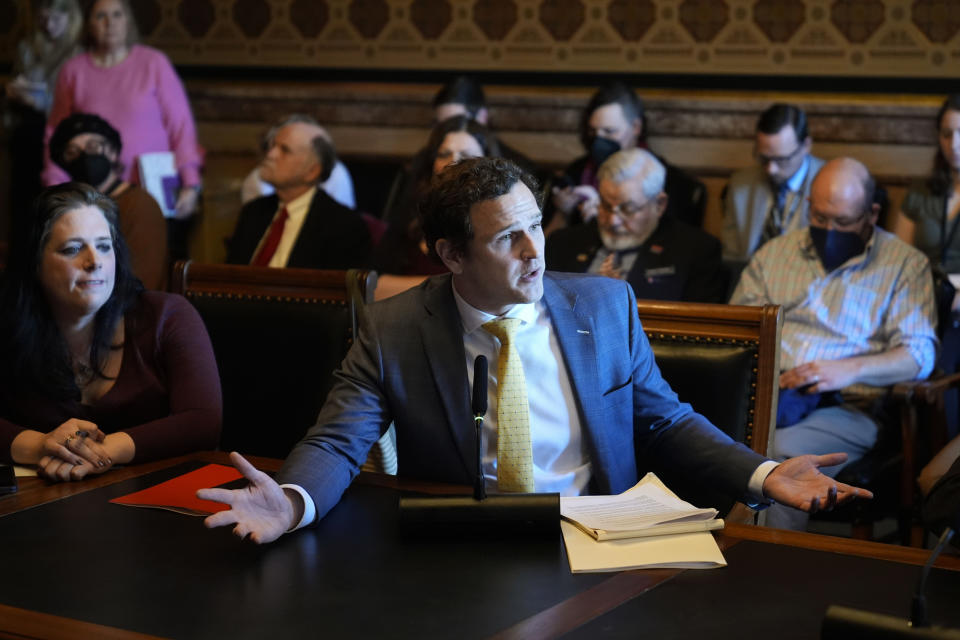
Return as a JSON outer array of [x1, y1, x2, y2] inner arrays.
[[0, 183, 220, 481]]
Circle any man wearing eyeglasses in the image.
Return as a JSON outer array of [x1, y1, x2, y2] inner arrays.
[[546, 148, 725, 303], [722, 103, 825, 264], [731, 157, 938, 531]]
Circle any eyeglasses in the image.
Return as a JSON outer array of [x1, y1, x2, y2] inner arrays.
[[63, 138, 107, 163], [754, 144, 804, 167], [598, 198, 654, 220]]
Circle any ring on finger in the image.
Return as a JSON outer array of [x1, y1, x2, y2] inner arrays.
[[64, 435, 75, 447]]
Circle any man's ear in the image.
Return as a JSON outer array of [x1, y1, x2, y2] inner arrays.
[[654, 192, 668, 217], [435, 238, 464, 274], [801, 136, 813, 155], [304, 158, 323, 185], [632, 118, 643, 142]]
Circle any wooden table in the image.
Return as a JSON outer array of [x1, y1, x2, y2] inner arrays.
[[2, 452, 958, 640]]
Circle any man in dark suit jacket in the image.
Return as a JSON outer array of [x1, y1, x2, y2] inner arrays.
[[226, 118, 371, 269], [200, 157, 870, 544], [547, 149, 725, 303]]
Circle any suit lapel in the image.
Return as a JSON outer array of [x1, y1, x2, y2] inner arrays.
[[419, 277, 474, 476], [238, 196, 279, 264], [626, 218, 678, 297], [541, 275, 605, 468]]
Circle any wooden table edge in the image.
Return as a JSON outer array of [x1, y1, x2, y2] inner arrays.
[[4, 454, 957, 640]]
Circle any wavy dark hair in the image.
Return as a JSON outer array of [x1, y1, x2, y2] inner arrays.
[[409, 115, 500, 224], [376, 117, 503, 272], [414, 115, 501, 189], [420, 157, 540, 261], [929, 95, 960, 197], [0, 182, 143, 400]]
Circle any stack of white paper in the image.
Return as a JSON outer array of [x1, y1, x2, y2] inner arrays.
[[560, 473, 727, 573]]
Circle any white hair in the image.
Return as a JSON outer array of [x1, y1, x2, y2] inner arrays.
[[596, 148, 665, 200]]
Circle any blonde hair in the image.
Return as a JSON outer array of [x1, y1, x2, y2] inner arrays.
[[32, 0, 83, 41], [18, 0, 82, 80]]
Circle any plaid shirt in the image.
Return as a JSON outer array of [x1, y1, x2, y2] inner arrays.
[[732, 226, 938, 389]]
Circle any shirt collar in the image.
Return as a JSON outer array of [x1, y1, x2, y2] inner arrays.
[[451, 279, 538, 334], [784, 155, 810, 193], [283, 186, 316, 225]]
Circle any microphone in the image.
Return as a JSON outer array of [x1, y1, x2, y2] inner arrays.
[[822, 528, 960, 639], [912, 528, 955, 628], [472, 355, 488, 501], [472, 355, 488, 417], [396, 355, 559, 538]]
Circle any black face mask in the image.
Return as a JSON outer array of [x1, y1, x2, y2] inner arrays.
[[64, 152, 112, 187], [588, 136, 620, 167], [809, 226, 866, 272]]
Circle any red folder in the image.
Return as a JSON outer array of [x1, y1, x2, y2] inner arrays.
[[110, 463, 243, 516]]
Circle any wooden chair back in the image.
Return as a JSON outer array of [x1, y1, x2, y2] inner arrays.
[[637, 300, 782, 456], [636, 300, 782, 512], [171, 261, 376, 459]]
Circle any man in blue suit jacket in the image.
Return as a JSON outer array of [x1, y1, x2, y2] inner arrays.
[[201, 158, 869, 543]]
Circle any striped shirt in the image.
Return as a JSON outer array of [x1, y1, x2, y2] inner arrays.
[[731, 226, 938, 388]]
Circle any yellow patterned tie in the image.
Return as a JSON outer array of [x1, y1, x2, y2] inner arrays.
[[482, 318, 534, 493]]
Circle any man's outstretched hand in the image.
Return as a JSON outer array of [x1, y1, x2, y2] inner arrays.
[[198, 452, 302, 544], [762, 453, 873, 513]]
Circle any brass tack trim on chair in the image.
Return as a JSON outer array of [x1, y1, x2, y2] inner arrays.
[[186, 291, 347, 306], [643, 332, 759, 348], [643, 331, 761, 446]]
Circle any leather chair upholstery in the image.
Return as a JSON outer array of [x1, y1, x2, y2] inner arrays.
[[636, 300, 782, 514], [171, 261, 376, 460], [652, 339, 758, 447]]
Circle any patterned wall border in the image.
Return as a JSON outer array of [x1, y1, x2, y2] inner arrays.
[[1, 0, 958, 79]]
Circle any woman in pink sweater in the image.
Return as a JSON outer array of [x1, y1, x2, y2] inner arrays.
[[43, 0, 202, 224]]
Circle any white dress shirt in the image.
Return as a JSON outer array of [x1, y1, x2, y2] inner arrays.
[[250, 186, 315, 268], [452, 284, 592, 496]]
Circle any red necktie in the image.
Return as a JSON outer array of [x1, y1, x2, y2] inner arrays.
[[251, 207, 289, 267]]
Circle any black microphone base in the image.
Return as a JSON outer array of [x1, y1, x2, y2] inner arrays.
[[398, 493, 560, 538], [822, 605, 960, 639]]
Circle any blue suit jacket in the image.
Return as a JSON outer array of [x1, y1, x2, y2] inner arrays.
[[278, 272, 767, 521]]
